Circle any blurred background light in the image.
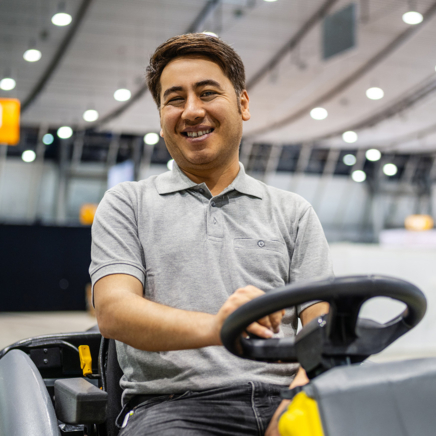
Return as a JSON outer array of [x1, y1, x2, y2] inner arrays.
[[51, 12, 72, 26], [42, 133, 54, 145], [383, 163, 398, 176], [310, 107, 328, 120], [167, 159, 174, 171], [83, 109, 99, 122], [366, 87, 384, 100], [0, 78, 16, 90], [402, 11, 423, 25], [342, 131, 358, 143], [343, 154, 357, 166], [352, 170, 366, 182], [366, 148, 381, 161], [202, 31, 218, 37], [144, 132, 160, 145], [404, 214, 434, 231], [114, 88, 131, 102], [57, 126, 73, 139], [22, 150, 36, 163], [23, 49, 42, 62]]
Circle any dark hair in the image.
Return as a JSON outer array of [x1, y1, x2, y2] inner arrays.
[[146, 33, 246, 109]]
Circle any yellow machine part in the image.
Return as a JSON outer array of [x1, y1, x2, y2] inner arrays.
[[278, 392, 324, 436], [78, 345, 93, 377]]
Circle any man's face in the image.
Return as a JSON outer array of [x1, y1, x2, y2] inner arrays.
[[159, 55, 250, 172]]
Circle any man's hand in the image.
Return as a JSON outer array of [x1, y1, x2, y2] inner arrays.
[[212, 286, 285, 345]]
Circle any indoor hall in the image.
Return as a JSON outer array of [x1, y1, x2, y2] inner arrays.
[[1, 1, 435, 435]]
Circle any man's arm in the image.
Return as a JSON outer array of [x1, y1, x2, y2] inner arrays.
[[94, 273, 283, 352], [265, 301, 329, 436]]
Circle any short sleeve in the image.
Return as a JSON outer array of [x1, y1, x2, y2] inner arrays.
[[290, 206, 334, 315], [89, 185, 146, 305]]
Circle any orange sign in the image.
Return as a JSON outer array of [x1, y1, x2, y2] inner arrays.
[[0, 98, 20, 145]]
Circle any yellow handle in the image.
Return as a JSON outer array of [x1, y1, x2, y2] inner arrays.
[[278, 392, 324, 436], [78, 345, 93, 377]]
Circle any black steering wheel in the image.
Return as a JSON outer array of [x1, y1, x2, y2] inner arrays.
[[221, 275, 426, 378]]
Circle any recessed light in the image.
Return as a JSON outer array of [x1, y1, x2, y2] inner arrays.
[[144, 133, 160, 145], [342, 131, 358, 144], [57, 126, 73, 139], [0, 78, 16, 90], [22, 150, 36, 163], [343, 154, 357, 166], [383, 163, 398, 176], [366, 149, 381, 161], [310, 107, 328, 120], [167, 159, 174, 171], [352, 170, 366, 182], [83, 109, 99, 122], [23, 49, 42, 62], [366, 87, 384, 100], [402, 11, 423, 25], [42, 133, 54, 145], [114, 88, 131, 102], [51, 12, 72, 26]]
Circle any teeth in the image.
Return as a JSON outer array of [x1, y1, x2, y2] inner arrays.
[[186, 129, 212, 138]]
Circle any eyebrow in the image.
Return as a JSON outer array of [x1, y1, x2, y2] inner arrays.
[[162, 80, 224, 100]]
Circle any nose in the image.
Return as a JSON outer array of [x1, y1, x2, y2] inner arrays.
[[181, 94, 205, 122]]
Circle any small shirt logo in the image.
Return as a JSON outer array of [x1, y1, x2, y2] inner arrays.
[[257, 240, 265, 248]]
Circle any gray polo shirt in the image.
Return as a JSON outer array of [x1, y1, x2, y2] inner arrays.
[[90, 162, 333, 404]]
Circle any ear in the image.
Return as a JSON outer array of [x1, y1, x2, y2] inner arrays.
[[160, 128, 164, 138], [240, 90, 250, 121]]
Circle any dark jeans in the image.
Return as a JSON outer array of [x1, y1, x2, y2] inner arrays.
[[118, 382, 285, 436]]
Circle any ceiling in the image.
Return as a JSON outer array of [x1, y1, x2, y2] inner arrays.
[[1, 0, 436, 153]]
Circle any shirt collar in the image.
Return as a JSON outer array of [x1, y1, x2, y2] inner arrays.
[[155, 161, 263, 199]]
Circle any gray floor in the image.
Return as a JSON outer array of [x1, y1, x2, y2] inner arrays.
[[0, 312, 97, 350]]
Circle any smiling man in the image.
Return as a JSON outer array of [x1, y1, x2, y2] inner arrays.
[[90, 34, 333, 436]]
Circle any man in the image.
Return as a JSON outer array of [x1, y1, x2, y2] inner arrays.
[[90, 33, 333, 436]]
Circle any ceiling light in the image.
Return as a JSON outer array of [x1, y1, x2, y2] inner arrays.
[[51, 12, 72, 26], [310, 107, 328, 120], [57, 126, 73, 139], [22, 150, 36, 163], [352, 170, 366, 183], [202, 31, 218, 37], [144, 132, 159, 145], [366, 87, 384, 100], [343, 154, 357, 166], [0, 78, 16, 90], [383, 163, 398, 176], [23, 49, 42, 62], [264, 0, 278, 2], [83, 109, 99, 122], [342, 131, 358, 144], [167, 159, 174, 171], [402, 11, 423, 25], [42, 133, 54, 145], [114, 88, 131, 102], [366, 148, 381, 161]]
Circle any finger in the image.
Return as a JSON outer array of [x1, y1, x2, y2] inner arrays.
[[246, 322, 274, 339], [269, 311, 284, 333], [257, 315, 272, 331]]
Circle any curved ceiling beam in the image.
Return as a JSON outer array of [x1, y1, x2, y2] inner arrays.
[[246, 1, 436, 139], [246, 0, 339, 91], [21, 0, 94, 113], [303, 73, 436, 145], [87, 0, 222, 131]]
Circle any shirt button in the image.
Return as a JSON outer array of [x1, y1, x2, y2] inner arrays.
[[211, 201, 216, 207], [257, 240, 265, 248], [199, 188, 204, 193], [213, 218, 217, 225]]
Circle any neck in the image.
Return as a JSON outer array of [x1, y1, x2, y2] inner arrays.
[[179, 158, 240, 196]]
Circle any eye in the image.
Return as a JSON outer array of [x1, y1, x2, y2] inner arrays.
[[202, 90, 217, 97]]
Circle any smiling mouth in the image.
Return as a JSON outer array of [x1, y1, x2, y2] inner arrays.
[[181, 128, 214, 138]]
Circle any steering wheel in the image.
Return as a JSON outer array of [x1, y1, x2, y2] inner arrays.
[[221, 275, 426, 378]]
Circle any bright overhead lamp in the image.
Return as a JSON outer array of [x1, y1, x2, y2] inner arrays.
[[22, 150, 36, 163], [51, 12, 72, 26], [114, 88, 131, 102], [42, 133, 54, 145], [352, 170, 366, 183], [383, 163, 398, 176], [23, 49, 42, 62], [402, 11, 423, 25], [202, 31, 218, 38], [366, 148, 381, 161], [343, 154, 357, 166], [0, 78, 16, 90], [310, 107, 328, 120], [366, 87, 384, 100], [57, 126, 73, 139], [167, 159, 174, 171], [264, 0, 278, 2], [83, 109, 99, 122], [342, 131, 358, 144], [144, 132, 159, 145]]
